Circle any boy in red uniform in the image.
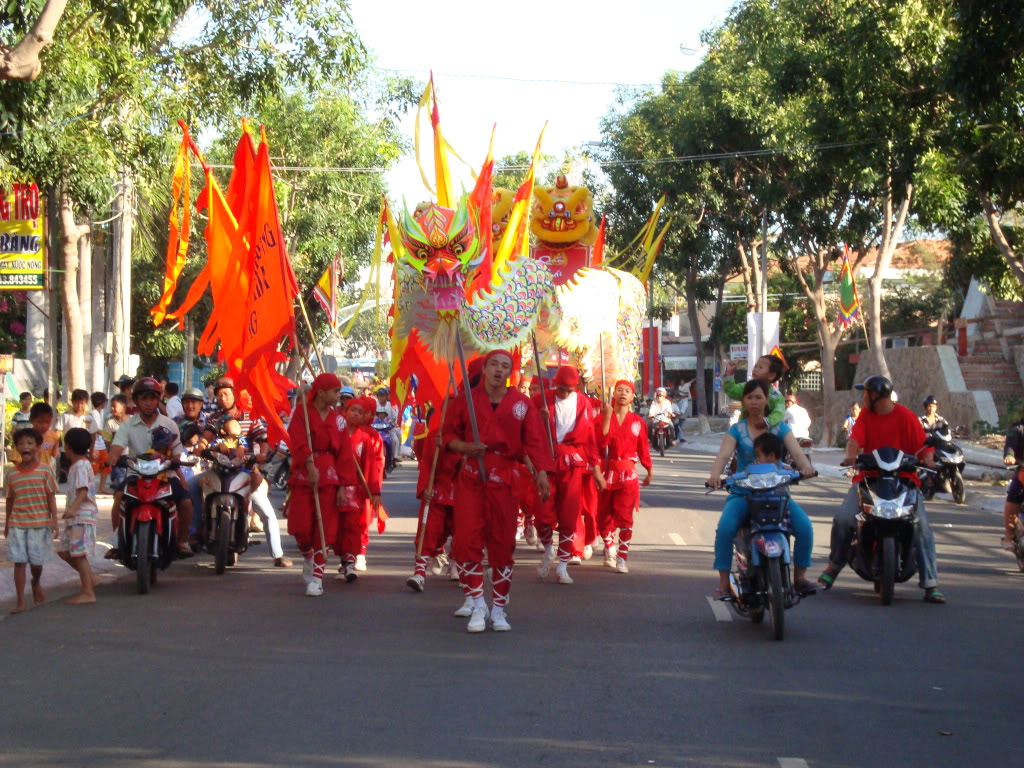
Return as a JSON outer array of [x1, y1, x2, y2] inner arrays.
[[335, 396, 382, 582], [533, 366, 604, 585], [597, 380, 653, 573], [444, 349, 553, 632]]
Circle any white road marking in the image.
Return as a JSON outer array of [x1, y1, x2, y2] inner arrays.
[[706, 596, 733, 622], [777, 759, 810, 768], [668, 532, 687, 546]]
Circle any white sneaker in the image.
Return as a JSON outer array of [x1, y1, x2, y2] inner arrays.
[[448, 560, 461, 581], [354, 554, 367, 571], [568, 555, 582, 566], [490, 606, 511, 632], [344, 564, 358, 583], [538, 545, 555, 578], [515, 525, 525, 541], [305, 577, 323, 597], [582, 545, 593, 560], [467, 606, 488, 633], [615, 556, 629, 574], [535, 540, 545, 552], [556, 562, 574, 585], [524, 525, 537, 546], [429, 553, 448, 576], [406, 574, 424, 592], [302, 557, 314, 586], [603, 545, 618, 568], [454, 596, 474, 617]]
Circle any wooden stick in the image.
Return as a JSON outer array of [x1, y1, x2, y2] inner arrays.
[[416, 366, 454, 559], [599, 332, 608, 405], [530, 332, 556, 459], [454, 330, 487, 479], [296, 296, 327, 373]]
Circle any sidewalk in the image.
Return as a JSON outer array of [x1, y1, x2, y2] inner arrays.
[[677, 421, 1009, 515]]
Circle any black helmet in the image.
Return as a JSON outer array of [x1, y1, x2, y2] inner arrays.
[[132, 377, 162, 398], [150, 426, 175, 453], [854, 375, 893, 399], [923, 395, 938, 407]]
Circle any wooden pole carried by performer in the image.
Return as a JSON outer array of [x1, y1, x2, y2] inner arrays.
[[415, 365, 454, 559], [296, 292, 328, 373], [530, 332, 556, 459], [454, 327, 488, 479], [293, 332, 329, 566]]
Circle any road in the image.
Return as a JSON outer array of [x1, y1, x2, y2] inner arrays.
[[1, 451, 1021, 768]]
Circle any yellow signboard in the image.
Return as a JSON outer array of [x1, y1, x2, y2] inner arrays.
[[0, 183, 46, 290]]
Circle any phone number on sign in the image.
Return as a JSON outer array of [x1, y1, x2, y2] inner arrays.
[[0, 273, 43, 287]]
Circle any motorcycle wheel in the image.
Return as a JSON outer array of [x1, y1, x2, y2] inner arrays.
[[766, 559, 785, 641], [273, 467, 289, 491], [951, 471, 966, 505], [657, 430, 666, 458], [214, 507, 231, 575], [1015, 538, 1024, 574], [748, 570, 765, 624], [136, 520, 152, 595], [880, 536, 896, 606], [920, 478, 935, 501]]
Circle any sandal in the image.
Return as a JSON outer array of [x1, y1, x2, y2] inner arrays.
[[923, 588, 946, 604], [713, 589, 735, 602], [104, 548, 120, 560], [817, 567, 838, 590], [794, 581, 818, 595]]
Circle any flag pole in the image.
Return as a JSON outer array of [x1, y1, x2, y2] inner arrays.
[[296, 295, 327, 373], [530, 332, 556, 459], [415, 367, 454, 560]]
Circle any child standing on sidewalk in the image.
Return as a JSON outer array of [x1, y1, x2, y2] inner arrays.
[[56, 428, 97, 605], [3, 428, 59, 613]]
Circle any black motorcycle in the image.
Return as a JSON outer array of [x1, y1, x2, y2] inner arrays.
[[919, 424, 966, 505], [263, 442, 291, 491], [200, 451, 258, 575], [846, 447, 920, 605]]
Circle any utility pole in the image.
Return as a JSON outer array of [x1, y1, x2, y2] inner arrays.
[[759, 206, 769, 358], [110, 169, 134, 379]]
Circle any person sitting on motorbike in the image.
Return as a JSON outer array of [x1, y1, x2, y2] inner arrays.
[[647, 387, 676, 443], [783, 394, 812, 441], [1001, 415, 1024, 550], [210, 416, 249, 465], [919, 396, 949, 438], [722, 354, 787, 426], [374, 387, 401, 465], [106, 377, 194, 559], [817, 375, 945, 603], [707, 379, 816, 599]]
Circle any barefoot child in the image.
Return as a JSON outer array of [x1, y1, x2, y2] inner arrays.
[[4, 428, 59, 613], [56, 428, 98, 604]]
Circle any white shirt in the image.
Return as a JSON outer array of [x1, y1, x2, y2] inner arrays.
[[555, 392, 578, 444], [784, 404, 812, 440], [165, 395, 184, 421], [648, 398, 674, 423]]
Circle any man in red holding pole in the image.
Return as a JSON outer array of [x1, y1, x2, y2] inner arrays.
[[534, 365, 605, 585], [444, 349, 553, 633]]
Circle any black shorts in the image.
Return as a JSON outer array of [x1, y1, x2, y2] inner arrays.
[[1007, 474, 1024, 505]]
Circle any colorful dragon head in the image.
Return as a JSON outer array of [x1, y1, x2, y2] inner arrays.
[[530, 176, 597, 249], [399, 199, 482, 313]]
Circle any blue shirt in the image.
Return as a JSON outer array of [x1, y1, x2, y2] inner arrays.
[[727, 420, 792, 473]]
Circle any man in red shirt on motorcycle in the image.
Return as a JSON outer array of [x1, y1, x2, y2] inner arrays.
[[818, 375, 945, 603]]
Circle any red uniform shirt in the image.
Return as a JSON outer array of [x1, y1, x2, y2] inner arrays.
[[288, 404, 344, 487], [850, 403, 932, 484], [537, 390, 600, 469], [599, 411, 652, 488]]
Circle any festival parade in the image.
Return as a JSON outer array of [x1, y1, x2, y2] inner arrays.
[[2, 1, 1024, 767]]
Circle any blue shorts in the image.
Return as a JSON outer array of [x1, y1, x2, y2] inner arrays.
[[7, 526, 54, 566]]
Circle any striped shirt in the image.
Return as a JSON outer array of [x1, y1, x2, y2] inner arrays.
[[7, 463, 57, 528]]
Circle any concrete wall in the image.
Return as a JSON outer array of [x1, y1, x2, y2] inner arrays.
[[842, 346, 997, 437]]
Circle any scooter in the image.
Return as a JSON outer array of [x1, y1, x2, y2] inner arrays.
[[847, 447, 920, 605], [264, 441, 291, 491], [372, 411, 395, 477], [201, 451, 257, 575], [919, 424, 966, 504], [710, 464, 815, 641], [116, 452, 198, 594]]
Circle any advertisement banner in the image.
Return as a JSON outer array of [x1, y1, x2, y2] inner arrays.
[[746, 312, 779, 360], [0, 183, 45, 290], [531, 245, 590, 286]]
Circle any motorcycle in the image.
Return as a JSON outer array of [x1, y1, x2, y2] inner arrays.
[[372, 411, 395, 477], [116, 451, 198, 594], [711, 464, 815, 641], [919, 424, 966, 504], [846, 447, 921, 605], [651, 417, 673, 457], [263, 441, 291, 491], [200, 451, 257, 575]]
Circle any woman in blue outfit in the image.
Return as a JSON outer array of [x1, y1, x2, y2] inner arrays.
[[706, 379, 816, 597]]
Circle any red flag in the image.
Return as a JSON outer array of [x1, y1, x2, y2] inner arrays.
[[591, 215, 607, 268], [151, 127, 192, 325]]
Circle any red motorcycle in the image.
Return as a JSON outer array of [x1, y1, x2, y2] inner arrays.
[[651, 417, 674, 457], [115, 451, 197, 594]]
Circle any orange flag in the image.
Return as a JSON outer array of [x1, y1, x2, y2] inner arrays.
[[150, 128, 193, 325]]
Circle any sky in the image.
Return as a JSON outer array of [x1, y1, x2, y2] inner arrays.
[[349, 0, 738, 196]]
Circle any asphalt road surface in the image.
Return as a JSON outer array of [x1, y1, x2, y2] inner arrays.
[[1, 453, 1021, 768]]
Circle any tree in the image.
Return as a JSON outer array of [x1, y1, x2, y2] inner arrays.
[[0, 0, 68, 81]]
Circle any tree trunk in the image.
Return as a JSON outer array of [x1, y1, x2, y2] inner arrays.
[[981, 193, 1024, 287], [0, 0, 68, 81], [58, 189, 87, 391], [865, 174, 912, 379], [685, 262, 710, 434]]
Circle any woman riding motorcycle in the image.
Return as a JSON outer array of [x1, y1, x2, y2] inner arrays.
[[706, 379, 816, 599]]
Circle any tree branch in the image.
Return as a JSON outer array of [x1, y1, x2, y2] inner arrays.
[[0, 0, 68, 81]]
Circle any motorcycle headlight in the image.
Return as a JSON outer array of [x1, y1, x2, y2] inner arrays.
[[735, 472, 784, 490], [136, 458, 163, 475], [869, 490, 911, 519]]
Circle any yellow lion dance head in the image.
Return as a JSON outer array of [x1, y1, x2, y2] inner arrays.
[[530, 175, 597, 249]]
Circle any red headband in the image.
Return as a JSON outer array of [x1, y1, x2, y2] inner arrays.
[[553, 365, 580, 388], [311, 373, 341, 393], [484, 349, 513, 366], [613, 379, 634, 392]]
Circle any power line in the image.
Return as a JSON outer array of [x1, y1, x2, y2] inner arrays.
[[374, 67, 662, 89]]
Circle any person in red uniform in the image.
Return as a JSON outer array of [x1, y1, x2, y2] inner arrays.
[[597, 380, 652, 573], [286, 374, 345, 597], [336, 396, 383, 582], [406, 404, 458, 592], [444, 349, 553, 633], [533, 365, 605, 585], [573, 390, 605, 562]]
